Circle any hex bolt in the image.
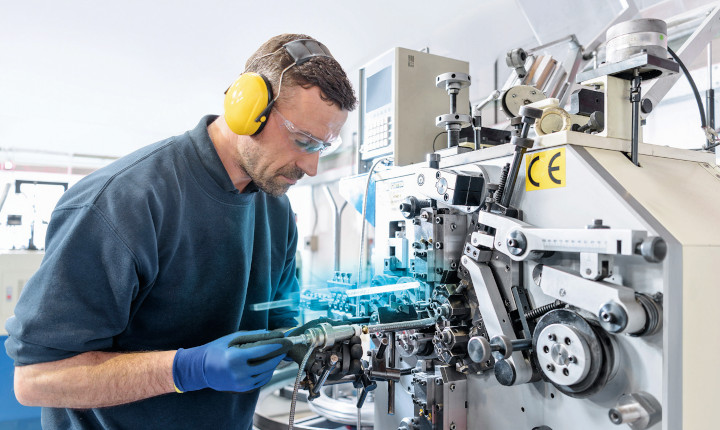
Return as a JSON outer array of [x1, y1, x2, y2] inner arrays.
[[450, 384, 456, 392], [450, 223, 457, 231], [450, 423, 456, 430], [559, 288, 567, 297]]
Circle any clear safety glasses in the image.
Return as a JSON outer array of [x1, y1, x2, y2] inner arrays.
[[273, 108, 336, 154]]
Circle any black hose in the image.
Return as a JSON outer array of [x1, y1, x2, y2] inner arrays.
[[667, 46, 707, 130]]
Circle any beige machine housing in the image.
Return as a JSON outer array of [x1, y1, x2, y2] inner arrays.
[[359, 47, 470, 166]]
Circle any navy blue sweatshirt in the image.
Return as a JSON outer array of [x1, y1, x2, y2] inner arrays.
[[5, 116, 299, 429]]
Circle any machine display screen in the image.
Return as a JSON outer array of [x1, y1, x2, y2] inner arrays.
[[365, 66, 392, 112]]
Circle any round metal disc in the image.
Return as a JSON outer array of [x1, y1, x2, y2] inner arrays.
[[533, 309, 617, 398], [501, 85, 546, 117], [436, 72, 471, 89], [536, 324, 591, 386]]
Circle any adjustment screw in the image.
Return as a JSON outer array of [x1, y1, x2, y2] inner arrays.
[[546, 364, 555, 372], [450, 384, 456, 391]]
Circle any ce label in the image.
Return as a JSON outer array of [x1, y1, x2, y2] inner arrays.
[[525, 148, 566, 191]]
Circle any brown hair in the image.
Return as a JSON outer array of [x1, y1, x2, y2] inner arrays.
[[245, 34, 357, 111]]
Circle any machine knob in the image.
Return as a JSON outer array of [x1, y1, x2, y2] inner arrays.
[[635, 236, 667, 263], [494, 358, 517, 386], [518, 105, 543, 120], [468, 335, 533, 363], [608, 392, 661, 429], [399, 196, 432, 219]]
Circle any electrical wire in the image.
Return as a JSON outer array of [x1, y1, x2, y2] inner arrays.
[[432, 131, 447, 152], [310, 185, 318, 236], [666, 46, 718, 150], [667, 46, 706, 129], [356, 156, 392, 314]]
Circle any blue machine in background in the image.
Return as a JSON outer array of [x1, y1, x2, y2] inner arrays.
[[1, 336, 41, 430]]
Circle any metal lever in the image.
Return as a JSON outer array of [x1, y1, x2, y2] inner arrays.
[[353, 362, 378, 409], [311, 354, 339, 396]]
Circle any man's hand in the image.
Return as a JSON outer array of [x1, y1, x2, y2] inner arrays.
[[172, 330, 288, 393]]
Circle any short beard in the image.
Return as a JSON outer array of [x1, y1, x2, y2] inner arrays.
[[235, 146, 305, 197]]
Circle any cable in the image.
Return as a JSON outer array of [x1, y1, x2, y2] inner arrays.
[[432, 131, 447, 152], [667, 46, 706, 129], [310, 185, 318, 236], [667, 46, 715, 150], [356, 156, 392, 315], [288, 346, 315, 430]]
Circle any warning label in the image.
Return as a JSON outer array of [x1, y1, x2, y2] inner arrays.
[[525, 148, 566, 191]]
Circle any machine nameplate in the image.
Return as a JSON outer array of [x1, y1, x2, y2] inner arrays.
[[525, 148, 566, 191]]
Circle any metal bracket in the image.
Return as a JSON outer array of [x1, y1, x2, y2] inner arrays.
[[460, 255, 533, 384], [416, 167, 486, 213], [537, 265, 647, 335], [476, 211, 666, 263]]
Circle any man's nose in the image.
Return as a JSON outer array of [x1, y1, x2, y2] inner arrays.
[[296, 151, 319, 177]]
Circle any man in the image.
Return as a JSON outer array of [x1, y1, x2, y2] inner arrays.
[[4, 33, 356, 429]]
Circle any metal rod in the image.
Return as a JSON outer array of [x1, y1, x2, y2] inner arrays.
[[387, 331, 396, 415], [447, 127, 460, 148], [500, 146, 526, 207], [366, 317, 437, 333], [631, 70, 642, 166], [387, 380, 395, 415], [708, 41, 715, 129]]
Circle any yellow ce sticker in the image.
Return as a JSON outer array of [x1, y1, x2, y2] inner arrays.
[[525, 148, 566, 191]]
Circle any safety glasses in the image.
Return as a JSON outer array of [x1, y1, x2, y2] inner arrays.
[[273, 108, 336, 154]]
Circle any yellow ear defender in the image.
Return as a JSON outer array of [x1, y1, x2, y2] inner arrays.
[[223, 73, 274, 136], [223, 39, 334, 136]]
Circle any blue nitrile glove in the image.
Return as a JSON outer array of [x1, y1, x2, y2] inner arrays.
[[172, 330, 291, 393]]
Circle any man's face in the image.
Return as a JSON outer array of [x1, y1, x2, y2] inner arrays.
[[236, 86, 348, 197]]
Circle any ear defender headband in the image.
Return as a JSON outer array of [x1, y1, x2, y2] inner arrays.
[[223, 39, 334, 136]]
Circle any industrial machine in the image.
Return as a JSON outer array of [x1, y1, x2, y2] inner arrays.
[[0, 251, 44, 427], [250, 12, 720, 430], [358, 47, 471, 168]]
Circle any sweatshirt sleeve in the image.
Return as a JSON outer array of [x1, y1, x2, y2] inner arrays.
[[4, 204, 141, 365]]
